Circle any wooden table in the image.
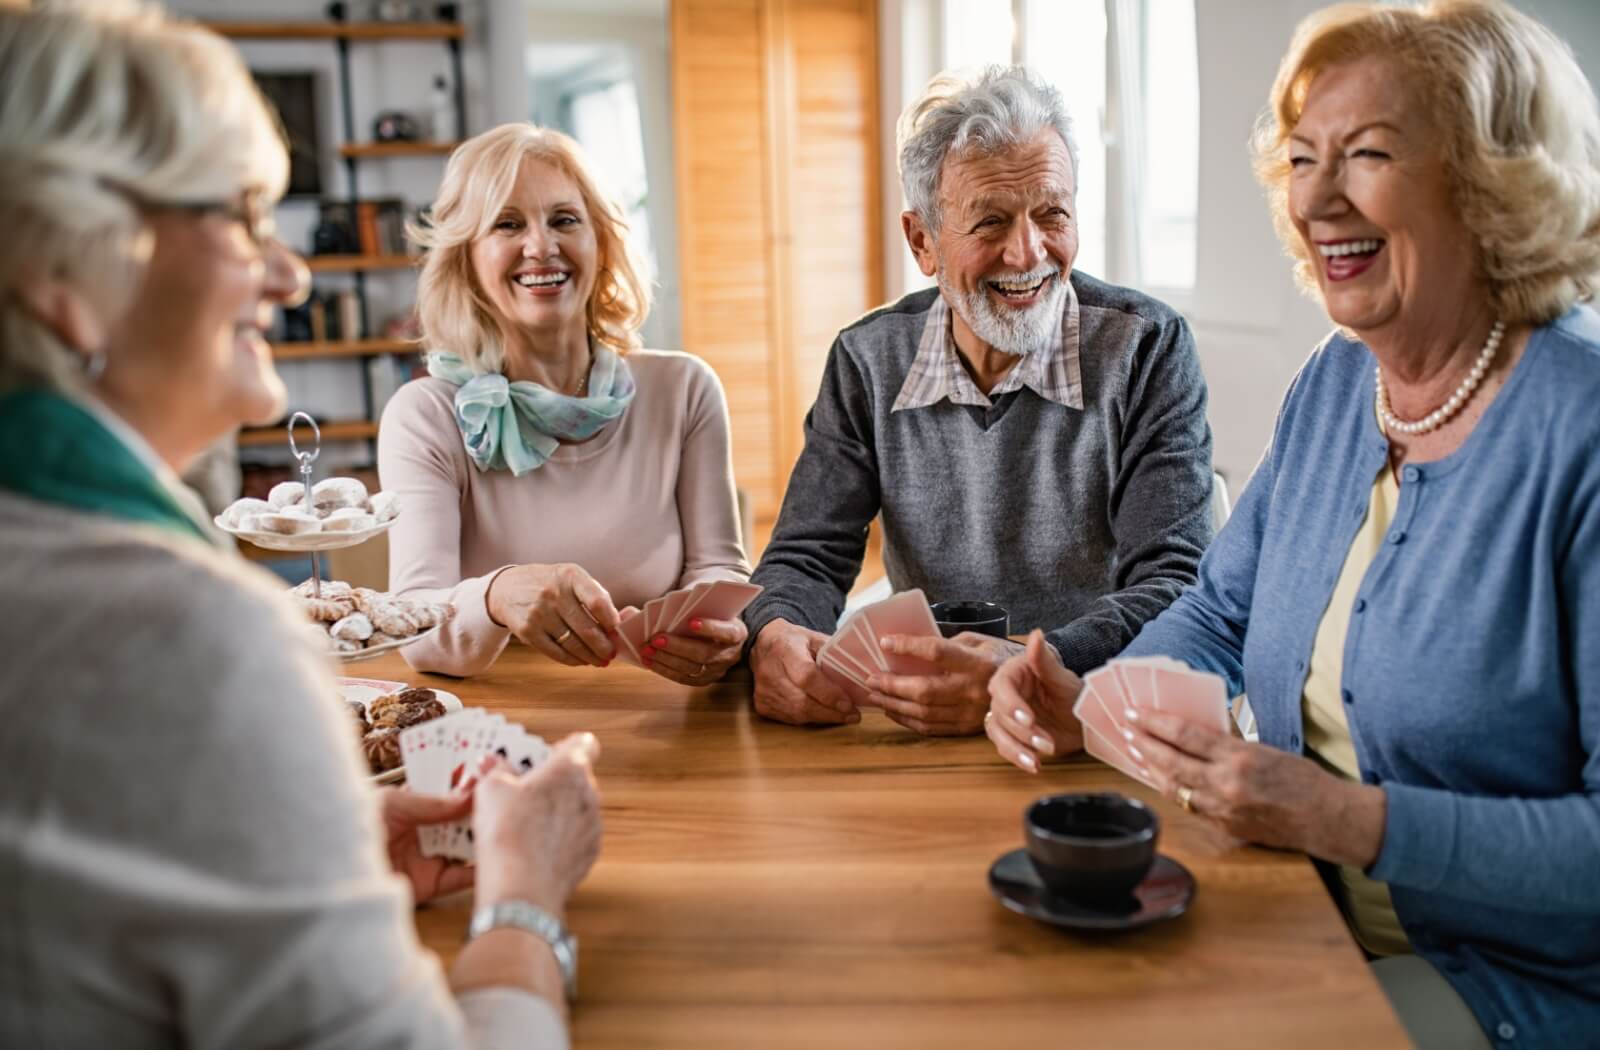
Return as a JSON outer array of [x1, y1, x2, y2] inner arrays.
[[359, 648, 1410, 1049]]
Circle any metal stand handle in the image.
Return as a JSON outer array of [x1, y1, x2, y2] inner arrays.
[[286, 412, 324, 599]]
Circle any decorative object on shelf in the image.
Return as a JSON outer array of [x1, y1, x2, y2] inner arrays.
[[313, 201, 361, 255], [326, 1, 349, 23], [372, 0, 423, 21], [429, 74, 455, 142], [436, 3, 460, 23], [371, 110, 420, 143]]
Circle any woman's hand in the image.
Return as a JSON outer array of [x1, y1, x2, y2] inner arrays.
[[379, 787, 477, 905], [473, 732, 603, 916], [985, 630, 1086, 772], [641, 616, 748, 686], [1124, 707, 1387, 867], [486, 563, 621, 667]]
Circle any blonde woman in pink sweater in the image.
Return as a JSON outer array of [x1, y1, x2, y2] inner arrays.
[[380, 125, 750, 681]]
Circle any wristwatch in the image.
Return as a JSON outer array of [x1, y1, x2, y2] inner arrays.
[[467, 900, 578, 1001]]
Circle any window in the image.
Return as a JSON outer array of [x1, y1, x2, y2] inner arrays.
[[937, 0, 1198, 294]]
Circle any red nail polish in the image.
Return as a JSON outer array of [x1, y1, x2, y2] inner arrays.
[[690, 618, 703, 631], [641, 645, 654, 657], [654, 635, 668, 647]]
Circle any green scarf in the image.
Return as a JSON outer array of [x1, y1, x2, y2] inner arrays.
[[0, 388, 210, 543]]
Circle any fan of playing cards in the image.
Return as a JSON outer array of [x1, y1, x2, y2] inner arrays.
[[612, 579, 763, 666], [816, 589, 944, 706], [1073, 657, 1232, 790], [399, 709, 550, 862]]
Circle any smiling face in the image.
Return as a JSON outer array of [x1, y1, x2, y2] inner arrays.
[[102, 196, 305, 444], [470, 157, 599, 346], [905, 128, 1078, 357], [1288, 56, 1484, 343]]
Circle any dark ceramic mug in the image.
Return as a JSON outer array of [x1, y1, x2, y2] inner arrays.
[[929, 600, 1009, 640], [1024, 793, 1159, 902]]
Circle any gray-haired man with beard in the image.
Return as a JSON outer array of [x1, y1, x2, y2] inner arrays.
[[743, 66, 1215, 739]]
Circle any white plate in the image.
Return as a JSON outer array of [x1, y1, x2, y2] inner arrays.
[[335, 623, 442, 663], [338, 677, 462, 783], [215, 514, 396, 552]]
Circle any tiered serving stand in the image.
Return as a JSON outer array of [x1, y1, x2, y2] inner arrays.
[[214, 412, 430, 663]]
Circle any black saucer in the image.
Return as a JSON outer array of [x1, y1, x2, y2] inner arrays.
[[988, 848, 1195, 931]]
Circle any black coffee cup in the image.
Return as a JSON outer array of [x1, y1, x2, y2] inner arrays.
[[1024, 793, 1159, 902], [929, 600, 1009, 640]]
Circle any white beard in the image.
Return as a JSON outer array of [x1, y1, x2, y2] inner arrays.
[[940, 269, 1066, 357]]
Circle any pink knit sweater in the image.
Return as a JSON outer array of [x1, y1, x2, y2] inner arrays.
[[377, 350, 750, 675]]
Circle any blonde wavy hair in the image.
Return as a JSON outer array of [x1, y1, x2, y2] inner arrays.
[[1252, 0, 1600, 325], [410, 124, 651, 373], [0, 1, 287, 393]]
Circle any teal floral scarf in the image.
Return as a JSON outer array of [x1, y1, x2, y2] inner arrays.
[[426, 344, 636, 476]]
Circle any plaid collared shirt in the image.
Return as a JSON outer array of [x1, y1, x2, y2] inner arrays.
[[891, 278, 1084, 412]]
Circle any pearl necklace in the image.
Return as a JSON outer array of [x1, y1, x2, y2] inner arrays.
[[1374, 320, 1504, 436]]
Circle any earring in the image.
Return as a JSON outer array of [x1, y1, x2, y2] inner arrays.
[[83, 350, 107, 383]]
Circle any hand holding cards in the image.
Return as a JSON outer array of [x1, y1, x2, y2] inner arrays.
[[815, 589, 943, 706], [400, 709, 551, 861], [1073, 657, 1231, 790], [613, 579, 762, 667]]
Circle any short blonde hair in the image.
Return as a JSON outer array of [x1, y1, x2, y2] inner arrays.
[[1252, 0, 1600, 324], [0, 1, 288, 393], [411, 123, 651, 373]]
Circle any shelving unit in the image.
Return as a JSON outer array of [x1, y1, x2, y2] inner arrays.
[[204, 16, 466, 466], [272, 338, 418, 361], [239, 420, 380, 447]]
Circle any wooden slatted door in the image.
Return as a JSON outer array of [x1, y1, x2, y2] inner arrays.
[[672, 0, 882, 519]]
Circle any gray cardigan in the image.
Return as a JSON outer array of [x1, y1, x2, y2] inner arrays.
[[0, 493, 564, 1049], [746, 276, 1215, 671]]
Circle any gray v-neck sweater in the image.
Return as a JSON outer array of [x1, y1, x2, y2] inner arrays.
[[746, 274, 1215, 672]]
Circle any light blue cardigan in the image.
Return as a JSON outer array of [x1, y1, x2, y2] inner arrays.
[[1124, 306, 1600, 1047]]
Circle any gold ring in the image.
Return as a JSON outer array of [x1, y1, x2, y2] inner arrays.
[[1176, 784, 1194, 813], [555, 628, 574, 644]]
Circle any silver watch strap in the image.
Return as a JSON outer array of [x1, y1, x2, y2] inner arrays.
[[467, 900, 578, 1001]]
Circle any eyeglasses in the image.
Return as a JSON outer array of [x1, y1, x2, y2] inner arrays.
[[99, 179, 278, 247]]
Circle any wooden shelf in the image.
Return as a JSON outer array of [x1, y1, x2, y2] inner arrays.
[[273, 339, 418, 360], [305, 254, 419, 273], [201, 21, 464, 41], [340, 141, 461, 159], [239, 420, 380, 447]]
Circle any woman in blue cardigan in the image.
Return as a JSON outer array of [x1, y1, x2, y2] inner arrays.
[[985, 2, 1600, 1047]]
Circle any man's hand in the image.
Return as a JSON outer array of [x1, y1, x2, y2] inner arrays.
[[864, 632, 1020, 736], [379, 787, 477, 905], [750, 619, 859, 726]]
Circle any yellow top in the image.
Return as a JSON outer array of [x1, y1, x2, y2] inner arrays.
[[1300, 462, 1411, 957]]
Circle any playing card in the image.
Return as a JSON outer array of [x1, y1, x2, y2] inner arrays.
[[1083, 722, 1157, 789], [614, 606, 647, 666], [1150, 665, 1231, 734], [657, 585, 698, 636], [617, 606, 651, 666], [642, 595, 670, 638], [672, 579, 763, 630], [823, 641, 878, 684], [1084, 665, 1133, 720], [858, 590, 941, 676], [817, 651, 878, 708], [841, 615, 889, 672]]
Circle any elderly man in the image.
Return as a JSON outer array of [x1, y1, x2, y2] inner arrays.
[[742, 66, 1215, 737]]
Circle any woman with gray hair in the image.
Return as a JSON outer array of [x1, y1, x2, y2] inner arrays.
[[988, 1, 1600, 1045], [0, 5, 599, 1047]]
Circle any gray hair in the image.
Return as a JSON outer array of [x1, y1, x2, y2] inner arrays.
[[0, 2, 288, 393], [896, 65, 1080, 232]]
